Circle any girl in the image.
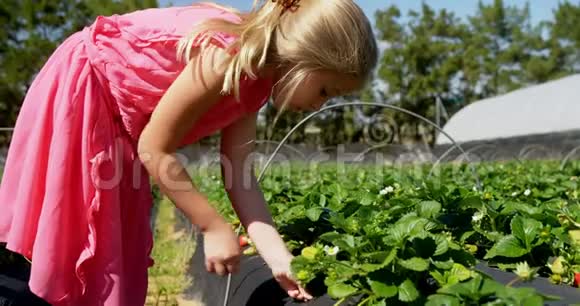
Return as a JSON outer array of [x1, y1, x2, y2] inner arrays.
[[0, 0, 378, 305]]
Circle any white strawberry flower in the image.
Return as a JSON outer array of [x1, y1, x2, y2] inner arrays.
[[472, 211, 484, 222], [515, 261, 537, 281], [324, 245, 339, 256], [524, 189, 531, 196], [380, 186, 395, 195]]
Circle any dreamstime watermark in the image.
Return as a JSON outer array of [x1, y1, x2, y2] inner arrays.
[[85, 138, 493, 193], [1, 129, 580, 196]]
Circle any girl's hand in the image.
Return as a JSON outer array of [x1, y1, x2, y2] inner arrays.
[[203, 219, 241, 276], [269, 253, 313, 301]]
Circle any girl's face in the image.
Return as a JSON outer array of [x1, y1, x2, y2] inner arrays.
[[271, 70, 362, 113]]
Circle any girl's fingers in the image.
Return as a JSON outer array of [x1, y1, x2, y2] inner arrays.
[[224, 254, 239, 274], [299, 286, 313, 300], [226, 262, 238, 274], [208, 256, 239, 276], [276, 274, 312, 301], [205, 260, 214, 273], [287, 277, 312, 301], [214, 263, 226, 276], [276, 275, 295, 291], [287, 289, 300, 299]]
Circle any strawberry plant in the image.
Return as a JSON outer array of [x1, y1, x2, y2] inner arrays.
[[193, 160, 580, 304]]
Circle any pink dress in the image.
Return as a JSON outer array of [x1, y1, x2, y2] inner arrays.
[[0, 4, 272, 306]]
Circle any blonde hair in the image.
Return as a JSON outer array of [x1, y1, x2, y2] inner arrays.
[[177, 0, 378, 111]]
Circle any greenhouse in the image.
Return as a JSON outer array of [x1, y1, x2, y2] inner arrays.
[[436, 74, 580, 145]]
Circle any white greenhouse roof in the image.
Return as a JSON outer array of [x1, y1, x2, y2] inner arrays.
[[436, 74, 580, 145]]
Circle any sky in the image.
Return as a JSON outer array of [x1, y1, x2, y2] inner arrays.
[[159, 1, 564, 26]]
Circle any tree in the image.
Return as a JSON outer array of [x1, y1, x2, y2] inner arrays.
[[465, 0, 538, 95], [548, 1, 580, 74], [376, 3, 466, 142], [520, 21, 560, 83], [369, 1, 580, 146]]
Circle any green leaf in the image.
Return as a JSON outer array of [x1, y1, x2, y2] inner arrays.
[[264, 191, 273, 201], [447, 249, 477, 267], [398, 279, 419, 302], [502, 202, 543, 216], [333, 261, 358, 279], [305, 207, 324, 222], [360, 192, 375, 206], [521, 295, 545, 306], [425, 294, 461, 306], [398, 257, 430, 271], [484, 235, 528, 259], [321, 232, 356, 254], [328, 283, 358, 299], [368, 279, 398, 298], [432, 259, 454, 270], [472, 225, 504, 242], [279, 206, 305, 222], [432, 234, 450, 256], [290, 256, 315, 283], [343, 235, 355, 248], [418, 201, 442, 219], [320, 232, 341, 242], [430, 270, 447, 286], [361, 249, 397, 272], [367, 300, 387, 306], [387, 216, 435, 246], [459, 196, 484, 210], [369, 300, 386, 306], [497, 287, 544, 306], [459, 231, 476, 243], [447, 263, 473, 285], [333, 182, 348, 201], [438, 275, 501, 298], [329, 196, 345, 211], [510, 216, 542, 250], [319, 194, 327, 207]]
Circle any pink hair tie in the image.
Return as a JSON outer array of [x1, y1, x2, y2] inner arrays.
[[272, 0, 300, 13]]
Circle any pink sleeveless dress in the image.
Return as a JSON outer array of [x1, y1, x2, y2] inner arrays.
[[0, 4, 272, 306]]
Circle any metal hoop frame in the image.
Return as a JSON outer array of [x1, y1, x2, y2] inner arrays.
[[222, 101, 481, 306]]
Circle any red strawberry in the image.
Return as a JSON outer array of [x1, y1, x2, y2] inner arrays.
[[574, 272, 580, 288], [239, 235, 250, 247]]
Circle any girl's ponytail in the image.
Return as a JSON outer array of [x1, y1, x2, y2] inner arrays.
[[176, 1, 292, 101]]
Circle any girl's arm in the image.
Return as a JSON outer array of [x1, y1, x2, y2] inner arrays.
[[219, 112, 291, 265], [138, 45, 241, 275], [220, 114, 312, 300], [138, 45, 226, 230]]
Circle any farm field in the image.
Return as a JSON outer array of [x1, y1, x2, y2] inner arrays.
[[191, 160, 580, 305], [1, 159, 579, 305]]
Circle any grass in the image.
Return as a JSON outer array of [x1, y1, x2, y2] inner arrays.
[[146, 196, 199, 306]]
